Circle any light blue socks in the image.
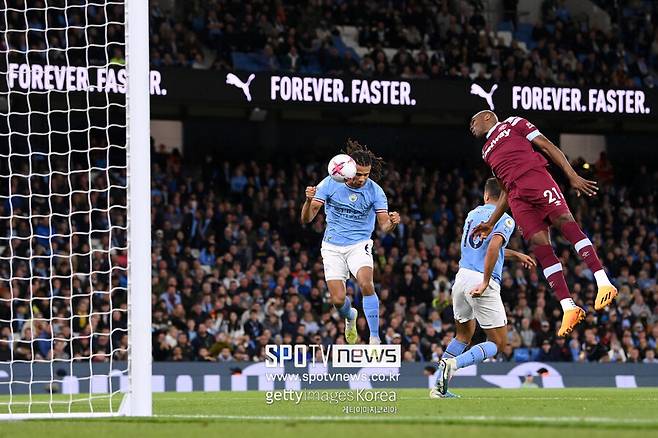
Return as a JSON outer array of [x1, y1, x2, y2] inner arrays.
[[337, 295, 353, 319], [442, 338, 468, 360], [362, 294, 380, 340], [455, 341, 498, 368]]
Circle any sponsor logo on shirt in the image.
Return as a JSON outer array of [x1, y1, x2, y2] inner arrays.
[[483, 128, 511, 159], [331, 205, 368, 220]]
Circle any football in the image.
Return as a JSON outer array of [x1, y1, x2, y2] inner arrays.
[[327, 154, 357, 182]]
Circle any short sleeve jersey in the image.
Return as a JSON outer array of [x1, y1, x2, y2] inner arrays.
[[460, 204, 515, 284], [314, 176, 388, 246], [481, 116, 548, 190]]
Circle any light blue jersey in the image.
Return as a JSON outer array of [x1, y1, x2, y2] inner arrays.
[[314, 176, 388, 246], [460, 204, 515, 284]]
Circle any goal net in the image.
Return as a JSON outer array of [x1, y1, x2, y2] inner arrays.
[[0, 0, 151, 418]]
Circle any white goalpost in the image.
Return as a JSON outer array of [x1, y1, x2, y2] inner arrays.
[[125, 0, 152, 418], [0, 0, 151, 418]]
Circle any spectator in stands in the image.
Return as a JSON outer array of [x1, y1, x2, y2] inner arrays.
[[644, 349, 658, 364], [550, 337, 573, 362], [519, 318, 536, 348], [579, 329, 609, 362]]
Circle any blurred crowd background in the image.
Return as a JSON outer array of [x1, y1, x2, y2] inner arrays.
[[149, 0, 658, 87], [147, 148, 657, 364]]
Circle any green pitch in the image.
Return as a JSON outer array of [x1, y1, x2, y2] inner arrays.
[[1, 388, 657, 437]]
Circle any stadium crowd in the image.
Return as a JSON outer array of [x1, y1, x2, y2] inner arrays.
[[0, 137, 129, 364], [149, 0, 658, 87], [2, 1, 656, 87], [1, 0, 657, 369], [147, 148, 658, 364]]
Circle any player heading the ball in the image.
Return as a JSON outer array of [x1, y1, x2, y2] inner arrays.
[[300, 140, 400, 345], [469, 110, 618, 337]]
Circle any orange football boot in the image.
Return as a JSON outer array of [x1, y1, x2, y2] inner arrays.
[[595, 285, 618, 311], [557, 307, 586, 337]]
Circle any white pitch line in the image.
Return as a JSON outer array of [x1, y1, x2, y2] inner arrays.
[[155, 396, 263, 402], [154, 395, 658, 402], [155, 414, 658, 426], [400, 396, 658, 401]]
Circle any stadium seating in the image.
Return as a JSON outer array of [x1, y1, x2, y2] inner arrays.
[[145, 150, 658, 364], [2, 1, 656, 367], [145, 0, 658, 86]]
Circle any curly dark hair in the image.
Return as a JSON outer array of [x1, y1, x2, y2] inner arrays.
[[342, 139, 385, 180]]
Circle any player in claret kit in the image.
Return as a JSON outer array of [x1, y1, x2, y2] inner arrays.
[[469, 110, 618, 337], [300, 140, 400, 345]]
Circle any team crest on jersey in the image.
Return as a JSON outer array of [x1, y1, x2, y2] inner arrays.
[[505, 218, 514, 228], [468, 233, 484, 249], [349, 194, 358, 202]]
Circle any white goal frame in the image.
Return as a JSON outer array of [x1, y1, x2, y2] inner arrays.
[[0, 0, 151, 419], [124, 0, 152, 418]]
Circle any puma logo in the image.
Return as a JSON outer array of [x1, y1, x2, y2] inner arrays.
[[226, 73, 256, 101], [470, 83, 498, 110], [365, 244, 370, 255]]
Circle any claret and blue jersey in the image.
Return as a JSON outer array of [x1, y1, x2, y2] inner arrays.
[[460, 204, 515, 284], [313, 176, 388, 246]]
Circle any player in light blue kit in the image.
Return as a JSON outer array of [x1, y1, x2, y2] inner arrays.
[[431, 178, 536, 398], [301, 140, 400, 345]]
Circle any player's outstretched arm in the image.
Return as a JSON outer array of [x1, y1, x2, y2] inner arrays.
[[504, 249, 537, 269], [472, 180, 508, 239], [471, 234, 504, 297], [532, 135, 598, 197], [376, 211, 400, 233], [301, 186, 323, 223]]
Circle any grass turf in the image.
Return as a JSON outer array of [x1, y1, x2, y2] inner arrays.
[[0, 388, 657, 437]]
